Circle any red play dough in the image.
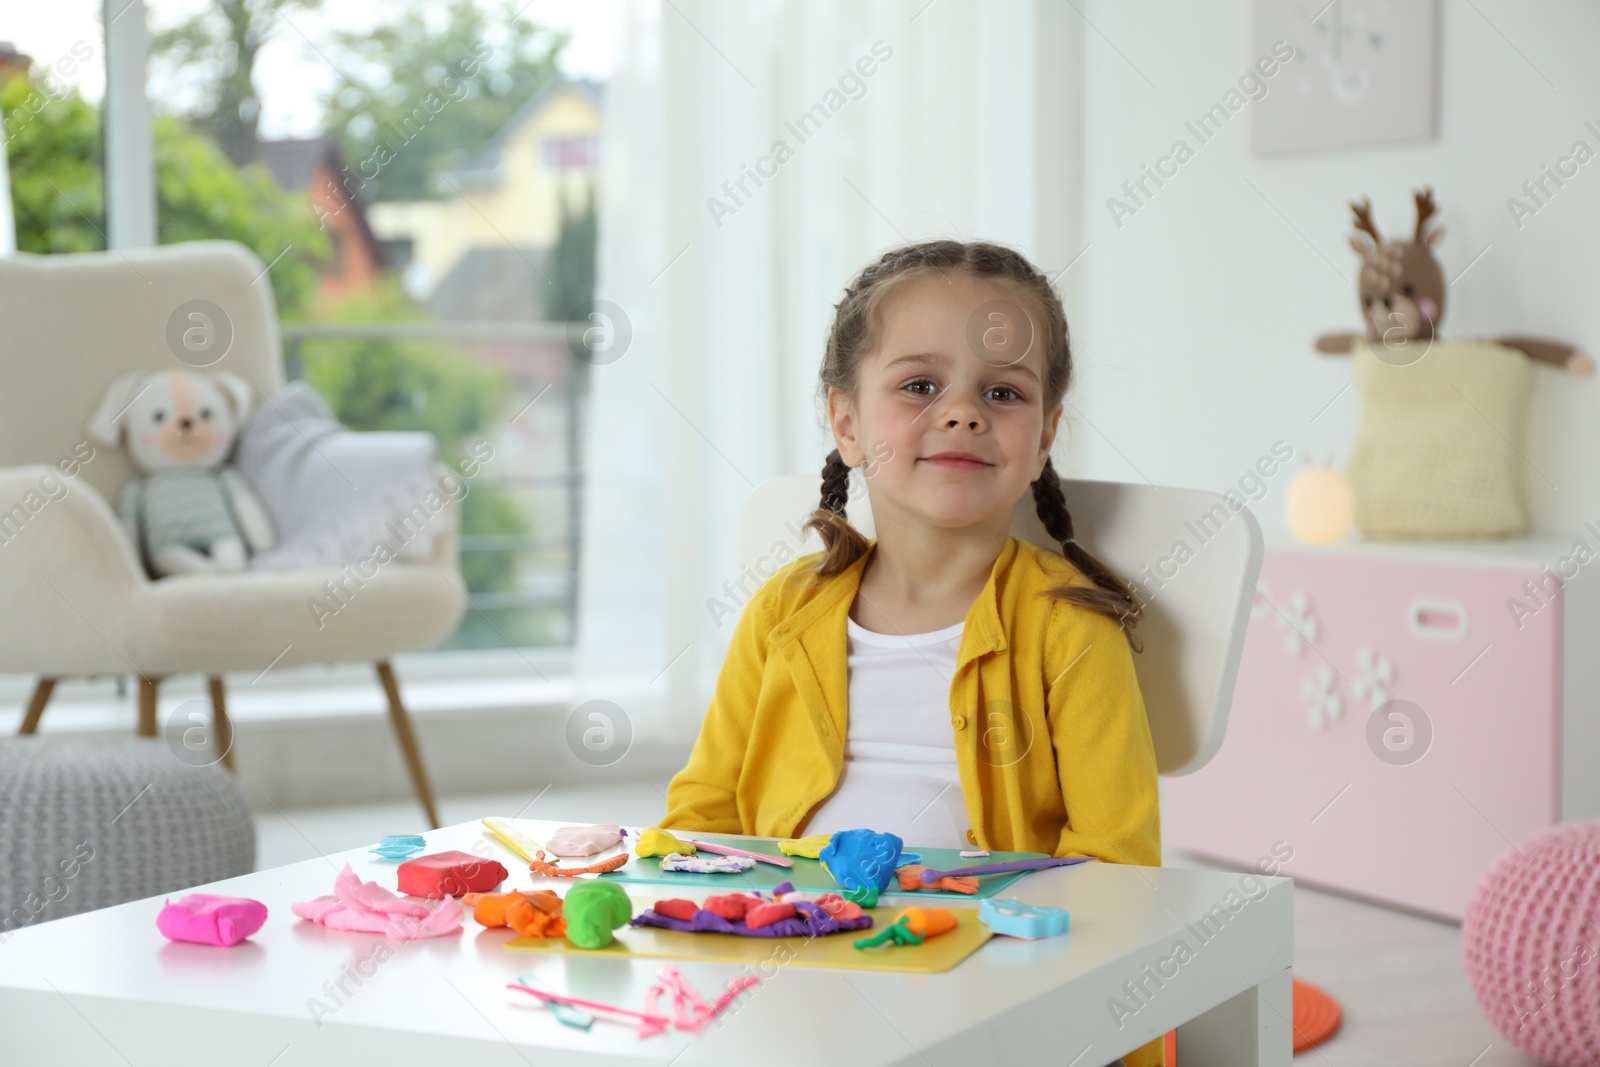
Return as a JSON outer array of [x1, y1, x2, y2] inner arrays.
[[703, 894, 753, 921], [744, 901, 797, 929], [396, 851, 508, 899], [654, 898, 700, 921], [813, 893, 864, 921]]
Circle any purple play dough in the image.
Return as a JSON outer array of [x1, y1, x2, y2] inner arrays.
[[630, 899, 874, 939]]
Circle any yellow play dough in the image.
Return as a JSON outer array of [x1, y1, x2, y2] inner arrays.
[[635, 827, 697, 858], [779, 833, 832, 859]]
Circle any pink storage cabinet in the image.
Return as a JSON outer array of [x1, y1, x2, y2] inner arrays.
[[1160, 533, 1600, 921]]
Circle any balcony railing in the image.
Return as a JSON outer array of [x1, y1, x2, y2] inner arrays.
[[279, 321, 586, 648]]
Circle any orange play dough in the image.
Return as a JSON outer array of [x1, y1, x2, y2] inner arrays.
[[894, 865, 979, 894], [899, 906, 957, 939], [529, 849, 628, 877], [505, 893, 566, 937], [462, 890, 567, 937]]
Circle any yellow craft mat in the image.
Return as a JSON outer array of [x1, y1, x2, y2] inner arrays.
[[505, 903, 992, 974]]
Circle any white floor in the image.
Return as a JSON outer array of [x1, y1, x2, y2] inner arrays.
[[255, 783, 1542, 1067]]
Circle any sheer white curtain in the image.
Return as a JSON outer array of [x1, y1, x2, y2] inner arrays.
[[0, 119, 13, 256], [574, 0, 1087, 755]]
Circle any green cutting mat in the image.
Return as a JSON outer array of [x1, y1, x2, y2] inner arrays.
[[597, 834, 1047, 900]]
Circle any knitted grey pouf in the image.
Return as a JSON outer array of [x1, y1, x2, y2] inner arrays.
[[0, 736, 255, 937]]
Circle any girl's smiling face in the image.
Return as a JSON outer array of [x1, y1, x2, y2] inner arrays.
[[828, 271, 1063, 533]]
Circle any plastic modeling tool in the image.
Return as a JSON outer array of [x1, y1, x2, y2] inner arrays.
[[516, 975, 595, 1030], [507, 982, 671, 1039], [688, 839, 794, 868], [917, 855, 1095, 883], [482, 817, 557, 867]]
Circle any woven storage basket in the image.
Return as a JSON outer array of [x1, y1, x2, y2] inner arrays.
[[1346, 339, 1532, 538]]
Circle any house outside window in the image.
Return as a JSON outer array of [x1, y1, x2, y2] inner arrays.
[[540, 135, 599, 172]]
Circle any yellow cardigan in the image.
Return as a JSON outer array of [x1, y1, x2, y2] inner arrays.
[[663, 533, 1161, 861], [663, 534, 1166, 1067]]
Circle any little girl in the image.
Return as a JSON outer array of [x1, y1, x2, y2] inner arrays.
[[662, 240, 1161, 1067]]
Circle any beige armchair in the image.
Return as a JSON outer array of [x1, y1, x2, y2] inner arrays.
[[0, 241, 466, 828]]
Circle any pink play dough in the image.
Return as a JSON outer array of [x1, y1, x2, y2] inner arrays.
[[545, 823, 624, 857], [292, 863, 463, 939], [156, 893, 268, 947]]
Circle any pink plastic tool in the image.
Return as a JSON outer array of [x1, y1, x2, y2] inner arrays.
[[644, 965, 760, 1032], [507, 982, 672, 1039], [688, 839, 794, 869], [917, 855, 1095, 883]]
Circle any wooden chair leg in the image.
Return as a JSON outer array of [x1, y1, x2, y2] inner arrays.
[[18, 677, 56, 734], [375, 660, 440, 829], [137, 676, 161, 737], [207, 675, 235, 772]]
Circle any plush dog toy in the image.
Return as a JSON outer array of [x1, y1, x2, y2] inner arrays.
[[1313, 187, 1593, 374], [86, 369, 276, 577]]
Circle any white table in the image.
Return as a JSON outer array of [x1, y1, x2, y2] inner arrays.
[[0, 818, 1293, 1066]]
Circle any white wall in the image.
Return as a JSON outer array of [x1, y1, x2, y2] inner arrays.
[[1069, 0, 1600, 542]]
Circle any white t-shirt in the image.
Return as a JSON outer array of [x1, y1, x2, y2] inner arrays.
[[799, 614, 974, 850]]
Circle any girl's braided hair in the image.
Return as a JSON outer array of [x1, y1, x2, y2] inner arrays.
[[804, 239, 1144, 651]]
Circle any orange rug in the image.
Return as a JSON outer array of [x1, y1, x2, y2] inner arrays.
[[1161, 977, 1341, 1062], [1289, 978, 1343, 1051]]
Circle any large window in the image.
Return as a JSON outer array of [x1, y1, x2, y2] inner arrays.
[[117, 0, 614, 650], [3, 3, 107, 254]]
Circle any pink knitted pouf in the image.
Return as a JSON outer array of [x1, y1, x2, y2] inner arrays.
[[1463, 820, 1600, 1066]]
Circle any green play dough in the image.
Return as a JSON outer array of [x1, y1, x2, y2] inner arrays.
[[563, 880, 633, 949]]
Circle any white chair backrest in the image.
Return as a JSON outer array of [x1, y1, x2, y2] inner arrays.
[[738, 474, 1263, 776], [0, 241, 284, 507]]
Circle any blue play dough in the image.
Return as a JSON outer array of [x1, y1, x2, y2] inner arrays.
[[818, 829, 905, 894], [978, 897, 1070, 939], [368, 834, 427, 860]]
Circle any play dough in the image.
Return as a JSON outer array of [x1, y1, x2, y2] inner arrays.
[[530, 850, 630, 877], [631, 883, 874, 939], [292, 864, 463, 939], [818, 829, 904, 908], [901, 906, 958, 938], [369, 834, 427, 860], [703, 893, 752, 921], [744, 901, 796, 929], [156, 893, 268, 947], [564, 880, 634, 949], [854, 906, 957, 949], [659, 852, 756, 874], [814, 894, 866, 921], [653, 898, 700, 921], [894, 865, 979, 894], [545, 823, 624, 858], [697, 889, 861, 922], [777, 833, 833, 859], [635, 827, 697, 858], [463, 890, 567, 937], [977, 897, 1070, 939], [396, 850, 508, 899]]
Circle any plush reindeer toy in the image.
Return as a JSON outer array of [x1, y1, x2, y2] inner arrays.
[[1314, 187, 1592, 375]]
